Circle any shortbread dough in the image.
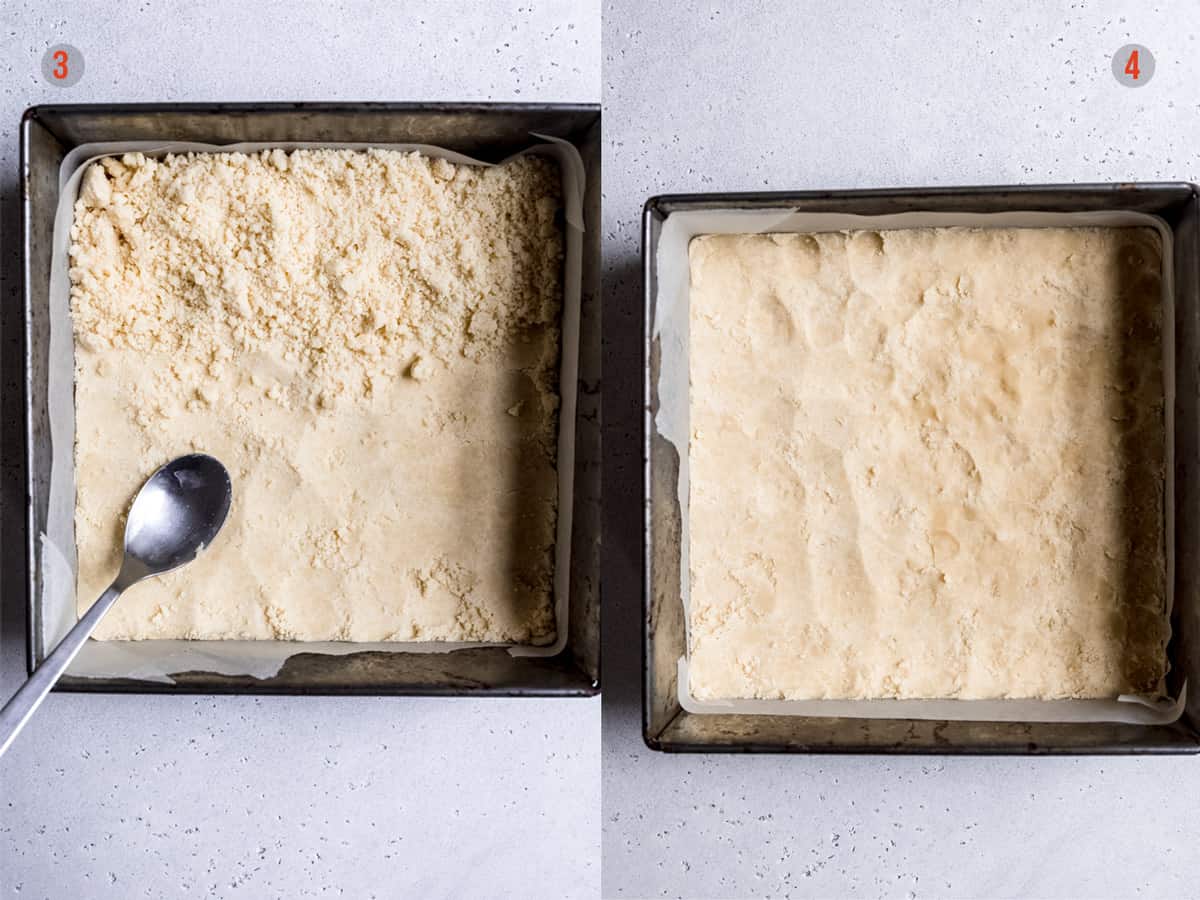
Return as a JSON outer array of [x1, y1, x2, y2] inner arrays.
[[70, 149, 562, 642], [687, 227, 1167, 700]]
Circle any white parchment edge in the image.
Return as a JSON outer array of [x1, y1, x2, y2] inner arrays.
[[654, 207, 1184, 724], [42, 137, 585, 682]]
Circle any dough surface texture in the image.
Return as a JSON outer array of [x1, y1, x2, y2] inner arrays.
[[687, 227, 1167, 700], [70, 149, 562, 643]]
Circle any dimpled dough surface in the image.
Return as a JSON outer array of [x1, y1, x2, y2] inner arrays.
[[687, 227, 1168, 700], [69, 149, 562, 643]]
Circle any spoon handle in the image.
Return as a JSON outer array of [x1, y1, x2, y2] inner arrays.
[[0, 582, 124, 758]]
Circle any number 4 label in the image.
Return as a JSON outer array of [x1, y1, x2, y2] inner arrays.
[[1113, 44, 1155, 87], [1124, 49, 1140, 79]]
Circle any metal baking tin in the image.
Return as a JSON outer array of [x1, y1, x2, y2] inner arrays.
[[22, 102, 600, 696], [643, 185, 1200, 752]]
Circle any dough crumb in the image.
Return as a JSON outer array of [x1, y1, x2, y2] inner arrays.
[[79, 164, 111, 209], [408, 356, 434, 382]]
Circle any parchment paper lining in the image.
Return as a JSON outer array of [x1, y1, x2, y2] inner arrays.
[[43, 137, 585, 682], [655, 207, 1184, 724]]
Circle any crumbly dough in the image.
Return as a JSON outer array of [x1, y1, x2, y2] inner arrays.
[[69, 149, 563, 642], [687, 228, 1168, 700]]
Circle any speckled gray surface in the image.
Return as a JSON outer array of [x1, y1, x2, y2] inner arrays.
[[0, 2, 599, 898], [601, 2, 1200, 898]]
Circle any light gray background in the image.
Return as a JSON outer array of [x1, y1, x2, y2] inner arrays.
[[0, 2, 599, 898], [601, 1, 1200, 898], [7, 1, 1200, 897]]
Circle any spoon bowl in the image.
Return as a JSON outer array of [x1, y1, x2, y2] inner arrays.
[[120, 454, 233, 586]]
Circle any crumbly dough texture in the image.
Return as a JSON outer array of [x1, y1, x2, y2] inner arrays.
[[70, 149, 563, 642], [687, 227, 1168, 700]]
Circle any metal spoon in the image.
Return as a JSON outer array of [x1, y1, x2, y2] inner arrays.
[[0, 454, 232, 758]]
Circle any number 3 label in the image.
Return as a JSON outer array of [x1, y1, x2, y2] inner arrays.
[[41, 43, 84, 87], [1113, 43, 1155, 87]]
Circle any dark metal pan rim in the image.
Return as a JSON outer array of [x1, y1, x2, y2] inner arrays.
[[22, 102, 601, 697], [642, 183, 1200, 752]]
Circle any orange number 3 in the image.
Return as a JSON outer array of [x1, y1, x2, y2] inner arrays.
[[52, 49, 68, 79], [1124, 49, 1140, 79]]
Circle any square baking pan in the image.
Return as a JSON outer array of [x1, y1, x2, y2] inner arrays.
[[643, 185, 1200, 752], [22, 102, 600, 696]]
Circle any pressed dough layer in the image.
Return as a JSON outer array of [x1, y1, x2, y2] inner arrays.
[[69, 149, 562, 642], [687, 227, 1168, 700]]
